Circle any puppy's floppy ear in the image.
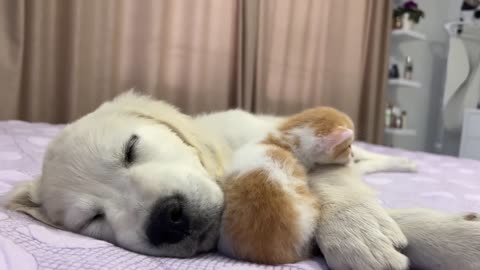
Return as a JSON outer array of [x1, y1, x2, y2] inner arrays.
[[144, 115, 228, 180], [112, 91, 229, 180], [4, 177, 55, 226]]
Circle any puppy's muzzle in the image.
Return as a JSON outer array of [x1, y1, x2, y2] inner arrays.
[[146, 195, 190, 246]]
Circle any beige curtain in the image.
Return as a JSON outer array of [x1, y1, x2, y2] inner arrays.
[[0, 0, 390, 143], [237, 0, 391, 143]]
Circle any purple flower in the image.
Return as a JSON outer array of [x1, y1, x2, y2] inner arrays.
[[404, 1, 418, 10]]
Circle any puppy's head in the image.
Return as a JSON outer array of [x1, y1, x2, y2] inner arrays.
[[5, 91, 228, 257]]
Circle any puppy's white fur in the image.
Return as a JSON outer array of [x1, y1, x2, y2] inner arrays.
[[4, 92, 480, 269], [389, 208, 480, 270], [310, 164, 409, 270], [200, 107, 480, 270], [6, 92, 228, 257]]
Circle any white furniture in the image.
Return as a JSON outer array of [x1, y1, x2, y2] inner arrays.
[[391, 29, 426, 40], [444, 21, 480, 36], [385, 29, 426, 142], [388, 79, 421, 89], [459, 109, 480, 160], [385, 128, 417, 136]]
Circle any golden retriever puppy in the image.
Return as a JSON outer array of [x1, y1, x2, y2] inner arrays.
[[7, 92, 229, 257], [5, 92, 480, 270]]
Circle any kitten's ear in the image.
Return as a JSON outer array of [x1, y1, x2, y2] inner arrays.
[[324, 127, 354, 150]]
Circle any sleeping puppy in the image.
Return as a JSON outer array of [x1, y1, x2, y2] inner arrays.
[[6, 92, 230, 257], [4, 91, 480, 269]]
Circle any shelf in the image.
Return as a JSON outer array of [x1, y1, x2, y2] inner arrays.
[[389, 56, 401, 65], [385, 128, 417, 136], [388, 79, 421, 88], [391, 29, 426, 40]]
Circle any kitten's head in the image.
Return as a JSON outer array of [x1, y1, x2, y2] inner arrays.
[[278, 107, 354, 166]]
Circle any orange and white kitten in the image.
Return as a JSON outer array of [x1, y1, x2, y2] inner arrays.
[[218, 107, 354, 264]]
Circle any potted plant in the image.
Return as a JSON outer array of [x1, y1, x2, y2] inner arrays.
[[392, 1, 425, 30]]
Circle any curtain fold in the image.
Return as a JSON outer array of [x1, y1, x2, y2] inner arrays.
[[232, 0, 260, 110], [0, 0, 391, 143], [239, 0, 391, 143], [358, 1, 392, 143], [0, 0, 24, 120]]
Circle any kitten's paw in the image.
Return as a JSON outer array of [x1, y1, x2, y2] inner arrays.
[[389, 157, 417, 172]]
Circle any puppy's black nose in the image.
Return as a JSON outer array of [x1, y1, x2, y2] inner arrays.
[[146, 195, 190, 246]]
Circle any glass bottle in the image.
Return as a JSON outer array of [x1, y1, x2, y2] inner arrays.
[[404, 56, 413, 80]]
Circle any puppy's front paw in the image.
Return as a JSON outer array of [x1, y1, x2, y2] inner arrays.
[[319, 228, 408, 270], [321, 236, 408, 270], [374, 206, 408, 249], [316, 203, 409, 270], [368, 242, 409, 270]]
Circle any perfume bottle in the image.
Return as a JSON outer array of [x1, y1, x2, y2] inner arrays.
[[395, 116, 402, 129], [401, 110, 407, 128], [392, 106, 402, 128], [389, 64, 400, 79], [393, 16, 403, 29], [404, 56, 413, 80], [385, 103, 393, 127]]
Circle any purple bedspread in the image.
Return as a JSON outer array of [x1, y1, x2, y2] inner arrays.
[[0, 121, 479, 270]]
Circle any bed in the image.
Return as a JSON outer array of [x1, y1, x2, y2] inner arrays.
[[1, 121, 479, 270]]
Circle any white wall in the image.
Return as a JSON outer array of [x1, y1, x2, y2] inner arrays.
[[385, 0, 462, 152]]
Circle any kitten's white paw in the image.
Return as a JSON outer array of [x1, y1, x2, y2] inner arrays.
[[389, 157, 417, 172]]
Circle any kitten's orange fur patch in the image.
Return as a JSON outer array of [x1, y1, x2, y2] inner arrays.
[[223, 167, 314, 264], [261, 134, 295, 152], [279, 106, 354, 162], [279, 107, 354, 136], [266, 146, 306, 179], [221, 106, 354, 265]]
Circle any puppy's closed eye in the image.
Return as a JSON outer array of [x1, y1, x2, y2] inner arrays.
[[124, 134, 139, 166], [78, 211, 105, 232]]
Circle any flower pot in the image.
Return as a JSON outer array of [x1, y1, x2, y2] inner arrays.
[[401, 13, 415, 30]]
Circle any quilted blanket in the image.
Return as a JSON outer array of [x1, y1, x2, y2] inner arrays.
[[1, 120, 480, 270]]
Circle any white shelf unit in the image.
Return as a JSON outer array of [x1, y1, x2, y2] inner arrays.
[[385, 128, 417, 136], [391, 29, 426, 40], [386, 27, 425, 143], [459, 109, 480, 160], [388, 79, 421, 88]]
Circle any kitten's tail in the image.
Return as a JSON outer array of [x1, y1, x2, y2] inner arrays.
[[388, 208, 480, 270]]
